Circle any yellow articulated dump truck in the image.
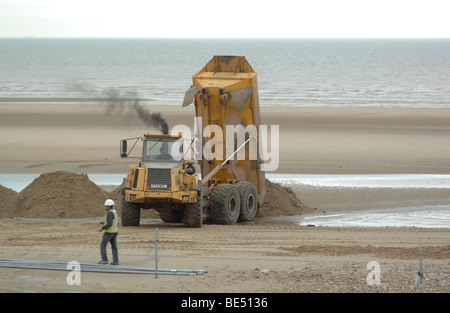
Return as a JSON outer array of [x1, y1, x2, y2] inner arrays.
[[121, 55, 266, 228], [120, 133, 202, 228]]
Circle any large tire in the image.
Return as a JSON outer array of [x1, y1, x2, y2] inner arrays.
[[184, 201, 202, 228], [236, 182, 258, 222], [210, 184, 241, 225], [121, 193, 141, 226]]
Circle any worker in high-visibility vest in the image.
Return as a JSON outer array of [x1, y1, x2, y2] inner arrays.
[[97, 199, 119, 265]]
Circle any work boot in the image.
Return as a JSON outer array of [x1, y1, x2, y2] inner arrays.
[[98, 260, 108, 264], [110, 261, 119, 265]]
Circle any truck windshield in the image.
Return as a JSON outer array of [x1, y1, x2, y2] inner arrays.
[[143, 139, 182, 161]]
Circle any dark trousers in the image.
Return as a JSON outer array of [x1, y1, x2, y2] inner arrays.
[[100, 232, 118, 263]]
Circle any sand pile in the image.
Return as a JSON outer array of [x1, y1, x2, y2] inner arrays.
[[258, 179, 314, 217], [0, 185, 19, 218], [17, 171, 110, 218], [1, 171, 312, 219]]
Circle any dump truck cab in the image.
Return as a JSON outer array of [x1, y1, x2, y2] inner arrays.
[[121, 133, 202, 227]]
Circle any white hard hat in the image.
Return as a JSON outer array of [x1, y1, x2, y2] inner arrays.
[[104, 199, 115, 206]]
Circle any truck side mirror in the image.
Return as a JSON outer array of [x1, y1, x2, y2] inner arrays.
[[185, 164, 196, 175], [121, 140, 128, 157]]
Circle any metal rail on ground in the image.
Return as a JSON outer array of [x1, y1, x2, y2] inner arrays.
[[0, 258, 206, 276]]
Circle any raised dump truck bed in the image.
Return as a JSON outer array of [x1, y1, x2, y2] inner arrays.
[[184, 55, 267, 224]]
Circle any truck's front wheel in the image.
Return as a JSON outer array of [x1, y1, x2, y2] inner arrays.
[[184, 201, 202, 228], [121, 193, 141, 226]]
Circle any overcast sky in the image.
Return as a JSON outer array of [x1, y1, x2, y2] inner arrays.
[[1, 0, 449, 38]]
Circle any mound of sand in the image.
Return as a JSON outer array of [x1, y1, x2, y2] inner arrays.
[[17, 171, 110, 218], [1, 171, 312, 219], [258, 179, 314, 217], [0, 185, 19, 218]]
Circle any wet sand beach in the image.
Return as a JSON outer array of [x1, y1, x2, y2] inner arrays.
[[1, 102, 449, 175]]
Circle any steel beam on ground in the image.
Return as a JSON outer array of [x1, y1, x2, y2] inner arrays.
[[0, 259, 206, 276]]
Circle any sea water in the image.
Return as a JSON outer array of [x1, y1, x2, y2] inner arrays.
[[268, 173, 450, 189], [1, 38, 450, 108], [294, 205, 450, 228]]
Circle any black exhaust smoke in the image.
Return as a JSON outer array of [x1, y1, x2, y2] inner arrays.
[[103, 89, 169, 134], [132, 101, 169, 135]]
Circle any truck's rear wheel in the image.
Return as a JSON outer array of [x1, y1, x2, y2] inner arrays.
[[121, 193, 141, 226], [184, 201, 202, 228], [236, 182, 258, 222], [210, 184, 241, 225]]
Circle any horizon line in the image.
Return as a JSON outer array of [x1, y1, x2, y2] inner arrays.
[[1, 36, 450, 40]]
